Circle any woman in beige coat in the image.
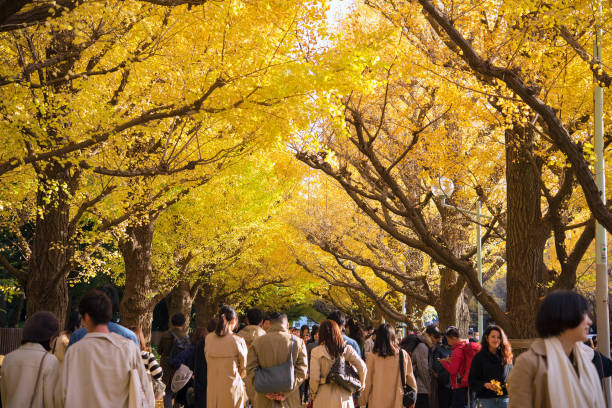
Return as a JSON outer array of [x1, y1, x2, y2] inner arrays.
[[310, 319, 367, 408], [359, 323, 417, 408], [205, 305, 248, 408], [507, 291, 605, 408], [0, 311, 61, 408]]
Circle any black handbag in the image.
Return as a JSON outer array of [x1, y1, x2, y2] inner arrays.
[[326, 346, 361, 393], [399, 349, 417, 407]]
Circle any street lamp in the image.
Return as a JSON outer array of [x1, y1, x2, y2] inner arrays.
[[431, 177, 489, 337], [431, 177, 455, 204]]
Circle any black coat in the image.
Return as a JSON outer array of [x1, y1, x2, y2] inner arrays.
[[432, 343, 452, 388], [467, 348, 511, 399], [171, 340, 207, 408], [593, 350, 612, 379]]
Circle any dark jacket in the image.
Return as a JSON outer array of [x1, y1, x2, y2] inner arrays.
[[432, 342, 452, 388], [158, 327, 189, 386], [171, 340, 207, 408], [593, 350, 612, 379], [468, 348, 511, 399]]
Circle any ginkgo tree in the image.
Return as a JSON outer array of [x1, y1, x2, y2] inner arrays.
[[0, 0, 331, 326], [295, 2, 599, 337]]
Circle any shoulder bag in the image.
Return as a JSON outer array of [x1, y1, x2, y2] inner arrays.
[[254, 335, 297, 393], [399, 349, 417, 407], [29, 351, 49, 408], [326, 345, 361, 393]]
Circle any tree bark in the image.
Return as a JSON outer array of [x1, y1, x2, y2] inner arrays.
[[26, 162, 77, 327], [456, 289, 471, 336], [119, 219, 157, 340], [436, 268, 466, 331], [166, 280, 199, 328], [193, 288, 220, 328], [505, 127, 548, 338]]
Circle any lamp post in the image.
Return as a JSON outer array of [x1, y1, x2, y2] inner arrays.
[[432, 178, 491, 337], [593, 0, 610, 401]]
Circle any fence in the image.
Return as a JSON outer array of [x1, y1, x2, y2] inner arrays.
[[0, 328, 23, 355]]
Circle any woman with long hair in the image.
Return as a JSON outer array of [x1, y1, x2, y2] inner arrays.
[[468, 325, 512, 407], [310, 319, 366, 408], [359, 323, 417, 408], [347, 319, 365, 357], [205, 305, 247, 408], [507, 291, 605, 407]]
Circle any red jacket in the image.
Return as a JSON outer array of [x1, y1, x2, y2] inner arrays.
[[441, 340, 481, 389]]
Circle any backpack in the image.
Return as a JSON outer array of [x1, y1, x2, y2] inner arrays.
[[456, 341, 481, 387], [169, 330, 190, 360]]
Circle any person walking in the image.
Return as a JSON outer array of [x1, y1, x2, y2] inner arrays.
[[424, 325, 443, 408], [247, 311, 308, 408], [299, 324, 311, 404], [440, 327, 481, 408], [432, 331, 453, 408], [347, 319, 365, 357], [131, 326, 165, 401], [51, 309, 80, 365], [69, 284, 138, 346], [309, 319, 366, 408], [328, 311, 361, 354], [205, 305, 248, 408], [238, 308, 267, 347], [359, 323, 417, 408], [468, 325, 512, 408], [0, 311, 61, 408], [408, 331, 431, 408], [171, 320, 218, 408], [238, 308, 267, 404], [59, 289, 154, 407], [159, 313, 190, 408], [507, 291, 606, 408]]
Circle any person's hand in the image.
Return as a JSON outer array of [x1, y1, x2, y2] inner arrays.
[[265, 392, 286, 401], [484, 382, 497, 391], [440, 357, 451, 363], [485, 380, 504, 395]]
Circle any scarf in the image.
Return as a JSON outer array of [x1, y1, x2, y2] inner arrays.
[[544, 337, 605, 408]]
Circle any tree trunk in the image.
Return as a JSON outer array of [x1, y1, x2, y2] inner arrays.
[[119, 219, 157, 340], [435, 268, 466, 331], [194, 289, 221, 328], [26, 162, 77, 327], [505, 127, 548, 338], [456, 289, 470, 336], [7, 294, 24, 327], [166, 280, 199, 328]]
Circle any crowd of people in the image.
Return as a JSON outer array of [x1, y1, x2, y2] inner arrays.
[[1, 289, 611, 408]]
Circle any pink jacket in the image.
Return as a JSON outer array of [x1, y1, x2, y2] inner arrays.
[[441, 341, 481, 389]]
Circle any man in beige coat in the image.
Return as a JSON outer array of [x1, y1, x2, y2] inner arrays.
[[60, 289, 155, 408], [247, 312, 308, 408], [238, 308, 267, 403], [238, 308, 267, 347]]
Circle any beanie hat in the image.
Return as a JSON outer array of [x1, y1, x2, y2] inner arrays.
[[22, 311, 60, 343]]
